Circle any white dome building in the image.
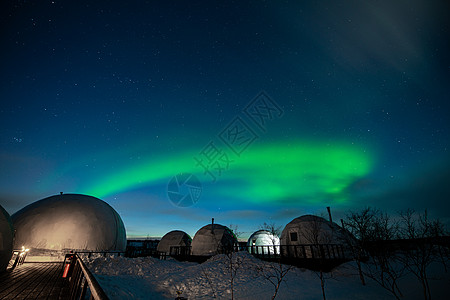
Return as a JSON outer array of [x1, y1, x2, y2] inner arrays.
[[0, 205, 14, 272], [12, 194, 126, 252], [280, 215, 352, 259], [157, 230, 191, 254], [247, 230, 280, 255], [191, 223, 237, 256], [281, 215, 349, 245]]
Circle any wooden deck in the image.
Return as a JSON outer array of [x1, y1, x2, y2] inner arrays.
[[0, 262, 68, 300]]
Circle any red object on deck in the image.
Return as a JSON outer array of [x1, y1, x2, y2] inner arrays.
[[62, 255, 73, 278], [62, 264, 70, 278]]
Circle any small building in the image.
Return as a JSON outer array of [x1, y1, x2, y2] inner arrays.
[[280, 215, 352, 260], [191, 221, 237, 256], [247, 230, 280, 255], [0, 205, 14, 272], [157, 230, 191, 255], [12, 193, 127, 253]]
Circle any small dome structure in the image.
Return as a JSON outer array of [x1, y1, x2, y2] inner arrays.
[[12, 194, 126, 252], [281, 215, 349, 245], [247, 230, 280, 255], [157, 230, 191, 254], [279, 215, 355, 270], [191, 223, 237, 256], [0, 205, 14, 272]]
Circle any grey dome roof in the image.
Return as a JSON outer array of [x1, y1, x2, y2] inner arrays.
[[0, 205, 14, 271], [157, 230, 191, 253], [191, 224, 237, 256], [281, 215, 351, 245], [12, 194, 126, 251]]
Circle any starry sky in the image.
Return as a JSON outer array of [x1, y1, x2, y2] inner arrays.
[[1, 0, 449, 239]]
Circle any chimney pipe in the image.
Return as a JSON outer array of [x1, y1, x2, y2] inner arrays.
[[211, 218, 214, 233], [326, 206, 332, 223]]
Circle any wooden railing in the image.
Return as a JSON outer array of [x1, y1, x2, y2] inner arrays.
[[125, 247, 161, 258], [281, 244, 346, 260], [167, 244, 348, 260], [7, 247, 29, 271], [63, 253, 109, 300], [74, 251, 125, 259]]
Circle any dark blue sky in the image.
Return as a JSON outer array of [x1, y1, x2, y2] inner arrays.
[[1, 0, 449, 238]]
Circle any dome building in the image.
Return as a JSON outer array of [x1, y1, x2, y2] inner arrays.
[[191, 221, 237, 256], [157, 230, 191, 255], [280, 215, 353, 259], [12, 193, 126, 252], [281, 215, 349, 245], [247, 230, 280, 255], [0, 205, 14, 272]]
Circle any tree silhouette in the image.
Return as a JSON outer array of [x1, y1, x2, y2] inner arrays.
[[344, 208, 405, 299], [398, 209, 448, 300]]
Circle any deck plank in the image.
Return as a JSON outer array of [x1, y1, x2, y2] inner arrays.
[[0, 262, 67, 300], [13, 263, 53, 299]]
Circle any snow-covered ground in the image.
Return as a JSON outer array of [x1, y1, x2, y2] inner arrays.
[[84, 252, 449, 300]]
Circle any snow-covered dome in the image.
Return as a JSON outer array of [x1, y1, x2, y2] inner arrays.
[[157, 230, 191, 254], [191, 223, 237, 256], [12, 194, 126, 251], [0, 205, 14, 272], [281, 215, 350, 245], [247, 230, 280, 255]]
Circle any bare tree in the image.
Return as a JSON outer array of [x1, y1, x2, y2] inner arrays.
[[398, 209, 448, 300], [254, 222, 294, 299], [259, 222, 282, 255], [223, 224, 244, 300], [366, 212, 405, 300], [229, 224, 243, 241], [344, 208, 405, 299], [298, 215, 334, 300], [256, 260, 294, 300], [200, 267, 217, 298], [363, 250, 405, 300], [223, 251, 245, 300], [260, 222, 282, 236], [343, 207, 378, 286]]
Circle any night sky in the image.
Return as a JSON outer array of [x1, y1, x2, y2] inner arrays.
[[1, 0, 449, 239]]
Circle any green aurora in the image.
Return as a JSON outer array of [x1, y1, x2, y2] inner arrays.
[[85, 141, 374, 206]]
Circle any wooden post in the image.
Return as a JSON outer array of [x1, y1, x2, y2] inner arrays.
[[327, 206, 332, 223], [319, 244, 325, 259]]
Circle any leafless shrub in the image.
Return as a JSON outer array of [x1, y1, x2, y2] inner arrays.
[[256, 259, 294, 300], [344, 208, 405, 299], [398, 209, 448, 300]]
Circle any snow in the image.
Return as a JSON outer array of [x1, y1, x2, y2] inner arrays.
[[84, 252, 449, 300]]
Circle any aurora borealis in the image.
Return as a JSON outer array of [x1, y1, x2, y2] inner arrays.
[[1, 0, 449, 238], [85, 142, 373, 204]]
